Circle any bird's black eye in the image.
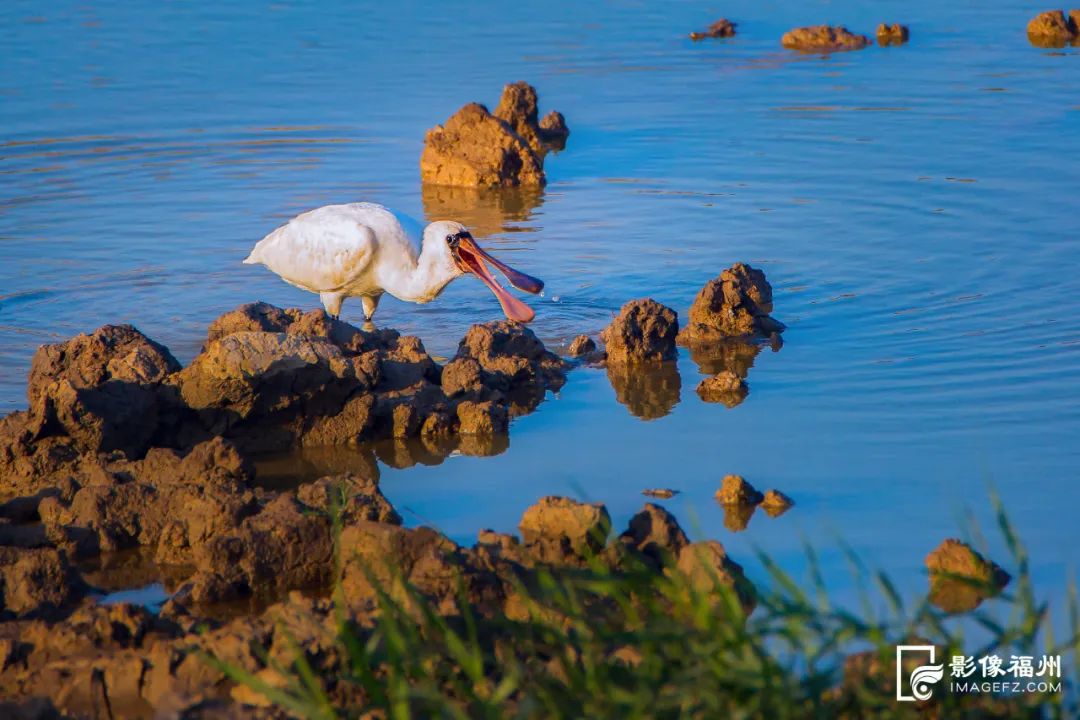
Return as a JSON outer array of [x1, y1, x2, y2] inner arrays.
[[446, 233, 460, 248]]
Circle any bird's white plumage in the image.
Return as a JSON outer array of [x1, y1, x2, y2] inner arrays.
[[244, 203, 466, 318]]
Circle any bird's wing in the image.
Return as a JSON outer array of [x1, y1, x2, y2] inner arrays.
[[246, 204, 394, 293]]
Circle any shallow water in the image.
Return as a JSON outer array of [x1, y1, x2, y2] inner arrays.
[[2, 1, 1079, 615]]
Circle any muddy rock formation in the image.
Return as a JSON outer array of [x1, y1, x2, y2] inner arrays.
[[925, 539, 1010, 613], [876, 23, 910, 45], [1027, 10, 1078, 47], [690, 19, 737, 40], [761, 489, 795, 517], [494, 81, 570, 156], [0, 546, 83, 618], [421, 83, 567, 188], [601, 299, 680, 364], [715, 474, 764, 505], [781, 25, 871, 53], [679, 263, 783, 343], [567, 334, 596, 357], [451, 321, 567, 414], [696, 370, 748, 407], [671, 541, 756, 615], [618, 503, 688, 565], [519, 496, 612, 564]]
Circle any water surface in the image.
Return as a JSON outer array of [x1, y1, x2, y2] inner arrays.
[[2, 1, 1079, 611]]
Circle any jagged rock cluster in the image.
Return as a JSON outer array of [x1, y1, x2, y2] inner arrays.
[[420, 81, 569, 188], [1027, 9, 1080, 46]]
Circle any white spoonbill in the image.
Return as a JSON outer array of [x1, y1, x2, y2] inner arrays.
[[244, 202, 543, 323]]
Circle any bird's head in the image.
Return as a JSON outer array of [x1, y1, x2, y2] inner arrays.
[[423, 220, 544, 323]]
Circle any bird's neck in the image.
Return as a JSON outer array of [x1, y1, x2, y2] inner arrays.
[[385, 242, 456, 303]]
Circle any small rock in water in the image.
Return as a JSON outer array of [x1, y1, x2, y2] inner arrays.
[[642, 488, 678, 499], [696, 370, 748, 407], [925, 538, 1011, 613], [567, 334, 596, 357], [715, 474, 764, 505], [600, 298, 680, 364], [876, 23, 910, 46], [678, 262, 783, 343], [690, 19, 737, 41], [1026, 9, 1079, 47], [781, 25, 871, 53], [761, 489, 795, 517]]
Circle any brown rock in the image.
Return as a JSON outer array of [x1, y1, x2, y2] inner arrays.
[[876, 23, 910, 45], [26, 325, 180, 456], [0, 546, 83, 616], [781, 25, 871, 53], [642, 488, 677, 499], [925, 539, 1010, 612], [440, 357, 486, 397], [456, 400, 509, 435], [761, 489, 795, 517], [566, 335, 596, 357], [493, 81, 570, 156], [715, 474, 764, 505], [1027, 10, 1078, 47], [454, 321, 567, 413], [420, 102, 545, 188], [671, 541, 756, 615], [538, 110, 570, 150], [679, 263, 783, 343], [519, 496, 611, 562], [600, 299, 680, 364], [690, 19, 737, 40], [296, 473, 401, 525], [696, 370, 748, 407], [619, 503, 689, 563]]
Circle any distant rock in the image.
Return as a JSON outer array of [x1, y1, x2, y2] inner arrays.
[[876, 23, 910, 46], [690, 19, 737, 41], [925, 538, 1011, 613], [421, 82, 568, 188], [781, 25, 871, 53], [761, 489, 795, 517], [715, 474, 764, 505], [1026, 10, 1078, 47]]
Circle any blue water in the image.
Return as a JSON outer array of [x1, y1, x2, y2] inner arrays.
[[2, 0, 1079, 622]]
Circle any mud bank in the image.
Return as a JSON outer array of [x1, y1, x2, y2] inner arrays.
[[0, 487, 753, 717]]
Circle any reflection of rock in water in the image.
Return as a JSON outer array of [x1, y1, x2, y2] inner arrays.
[[255, 432, 510, 486], [925, 538, 1010, 614], [687, 339, 765, 377], [606, 361, 681, 420], [722, 503, 756, 532], [79, 547, 190, 594], [421, 184, 544, 238]]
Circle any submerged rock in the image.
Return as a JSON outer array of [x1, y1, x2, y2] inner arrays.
[[876, 23, 910, 46], [925, 538, 1010, 613], [781, 25, 871, 53], [601, 299, 680, 364], [1026, 10, 1079, 47], [679, 263, 783, 343], [715, 474, 764, 505], [696, 370, 748, 407], [690, 19, 737, 40], [421, 82, 568, 188]]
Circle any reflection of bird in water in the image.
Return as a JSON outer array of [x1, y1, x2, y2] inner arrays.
[[245, 202, 543, 324]]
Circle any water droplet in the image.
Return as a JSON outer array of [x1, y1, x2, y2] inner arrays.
[[552, 295, 561, 303]]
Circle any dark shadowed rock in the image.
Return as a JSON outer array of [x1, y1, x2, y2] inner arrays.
[[567, 335, 596, 357], [619, 503, 689, 564], [600, 299, 679, 364], [690, 19, 737, 40], [538, 111, 570, 150], [781, 25, 870, 52]]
